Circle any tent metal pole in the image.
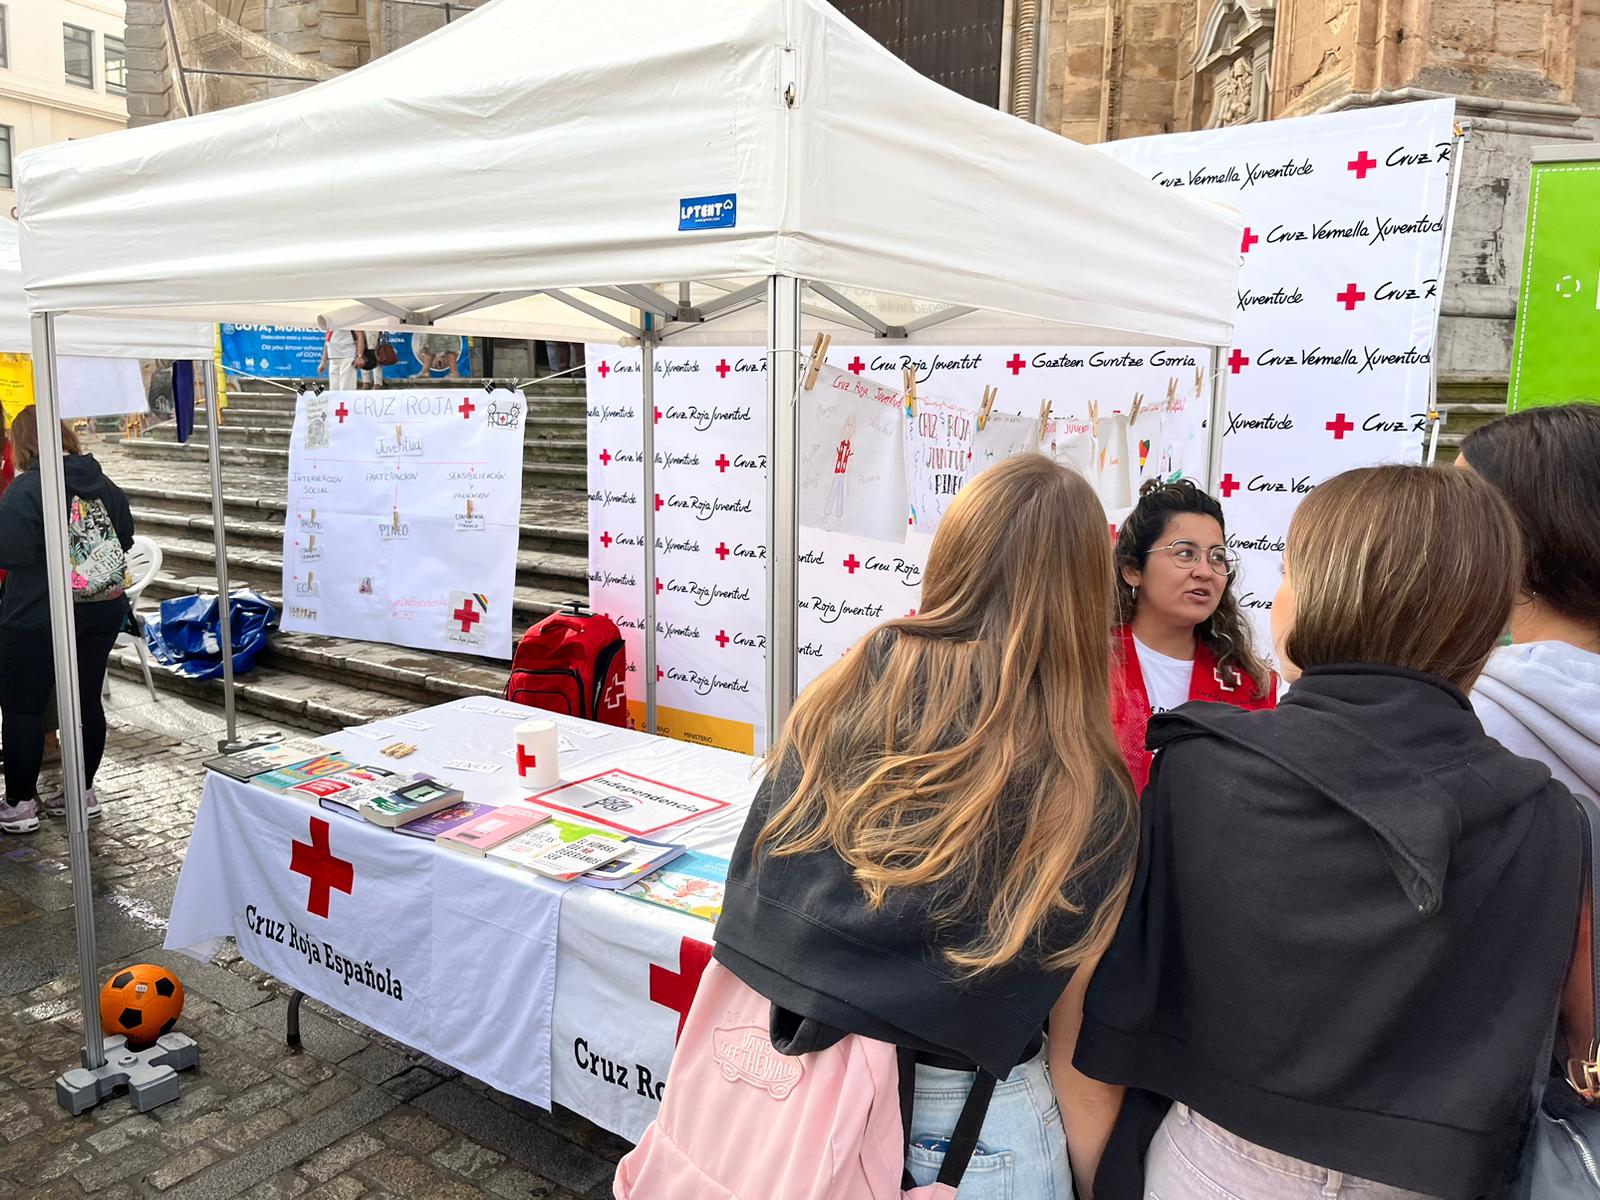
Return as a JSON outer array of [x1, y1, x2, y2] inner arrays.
[[201, 359, 238, 749], [1207, 345, 1228, 494], [640, 326, 658, 735], [29, 313, 105, 1069], [766, 276, 802, 747]]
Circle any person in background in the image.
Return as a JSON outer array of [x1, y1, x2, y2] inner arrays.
[[1111, 478, 1274, 793], [1075, 465, 1585, 1200], [1459, 402, 1600, 1059], [354, 330, 382, 390], [0, 408, 135, 833], [704, 455, 1139, 1197], [316, 315, 358, 391]]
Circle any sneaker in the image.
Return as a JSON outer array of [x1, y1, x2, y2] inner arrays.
[[42, 788, 101, 820], [0, 798, 39, 834]]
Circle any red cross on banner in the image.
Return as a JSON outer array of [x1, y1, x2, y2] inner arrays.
[[715, 630, 729, 648], [1348, 150, 1377, 179], [598, 449, 612, 466], [1219, 473, 1241, 499], [458, 396, 476, 420], [714, 543, 729, 561], [714, 454, 730, 473], [597, 361, 611, 378], [1005, 354, 1027, 375], [600, 532, 613, 549], [1240, 227, 1258, 254], [1336, 283, 1366, 311], [843, 554, 861, 574], [649, 937, 714, 1041], [1227, 349, 1250, 374], [334, 402, 350, 424], [290, 818, 354, 918], [847, 356, 866, 375], [1326, 412, 1355, 440], [715, 359, 731, 379], [453, 597, 482, 633]]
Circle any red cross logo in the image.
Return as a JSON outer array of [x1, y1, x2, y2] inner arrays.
[[1227, 349, 1250, 374], [452, 597, 482, 634], [597, 361, 611, 378], [1006, 354, 1027, 375], [334, 402, 350, 424], [515, 743, 538, 777], [715, 630, 729, 648], [655, 578, 663, 595], [598, 449, 612, 466], [714, 454, 730, 473], [1326, 412, 1355, 440], [654, 407, 662, 424], [656, 666, 664, 681], [1348, 150, 1377, 179], [458, 396, 476, 420], [290, 818, 353, 919], [649, 937, 714, 1041], [654, 494, 664, 512], [847, 356, 866, 375], [716, 359, 731, 379], [714, 542, 729, 561], [906, 608, 917, 617], [600, 531, 613, 549], [843, 554, 861, 574], [1219, 473, 1241, 499], [1335, 283, 1366, 311], [1240, 227, 1258, 254]]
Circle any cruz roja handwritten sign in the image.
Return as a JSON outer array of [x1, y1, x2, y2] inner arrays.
[[281, 388, 525, 658], [798, 365, 909, 544]]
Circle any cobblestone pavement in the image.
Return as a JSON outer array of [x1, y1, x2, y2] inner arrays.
[[0, 680, 626, 1199]]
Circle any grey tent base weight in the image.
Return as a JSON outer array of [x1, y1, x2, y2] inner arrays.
[[54, 1033, 201, 1116]]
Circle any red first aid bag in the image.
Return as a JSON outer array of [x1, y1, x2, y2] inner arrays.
[[505, 606, 628, 726]]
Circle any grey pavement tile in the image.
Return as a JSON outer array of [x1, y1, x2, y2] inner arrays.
[[244, 997, 369, 1063], [414, 1082, 614, 1197]]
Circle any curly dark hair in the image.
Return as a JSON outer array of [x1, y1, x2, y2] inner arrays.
[[1114, 478, 1272, 694]]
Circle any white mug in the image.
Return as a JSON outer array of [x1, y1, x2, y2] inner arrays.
[[514, 719, 560, 789]]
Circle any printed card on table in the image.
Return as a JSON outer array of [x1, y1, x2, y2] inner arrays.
[[525, 769, 730, 837]]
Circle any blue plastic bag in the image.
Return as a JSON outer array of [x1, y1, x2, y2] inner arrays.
[[143, 590, 276, 680]]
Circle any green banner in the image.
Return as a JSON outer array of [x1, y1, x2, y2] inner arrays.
[[1508, 159, 1600, 411]]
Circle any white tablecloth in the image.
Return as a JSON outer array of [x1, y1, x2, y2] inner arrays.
[[164, 697, 759, 1138]]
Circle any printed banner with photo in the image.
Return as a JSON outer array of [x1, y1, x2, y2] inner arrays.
[[1102, 98, 1455, 646], [220, 324, 474, 380], [585, 347, 770, 754], [280, 388, 524, 658]]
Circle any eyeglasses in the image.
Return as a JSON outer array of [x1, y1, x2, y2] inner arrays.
[[1151, 540, 1238, 576]]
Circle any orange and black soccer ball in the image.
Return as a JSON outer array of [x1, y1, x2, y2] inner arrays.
[[99, 964, 185, 1047]]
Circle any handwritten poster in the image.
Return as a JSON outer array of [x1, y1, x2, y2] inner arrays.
[[906, 398, 977, 535], [798, 365, 908, 544], [280, 388, 525, 658], [970, 410, 1042, 471]]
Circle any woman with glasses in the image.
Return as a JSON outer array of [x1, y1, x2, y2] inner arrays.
[[1111, 479, 1275, 793]]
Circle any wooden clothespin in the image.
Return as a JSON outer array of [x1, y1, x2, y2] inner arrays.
[[978, 385, 998, 431], [1129, 392, 1145, 424], [1194, 367, 1204, 396], [1036, 398, 1053, 442], [902, 367, 918, 417], [1166, 377, 1178, 406], [802, 332, 832, 391], [1088, 398, 1100, 428]]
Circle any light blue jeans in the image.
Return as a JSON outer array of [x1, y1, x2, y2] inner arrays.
[[905, 1047, 1074, 1199], [1146, 1104, 1444, 1200]]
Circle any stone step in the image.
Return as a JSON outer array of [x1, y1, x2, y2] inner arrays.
[[108, 643, 415, 729], [115, 436, 590, 490], [124, 491, 589, 556], [129, 423, 590, 461], [1438, 402, 1507, 416], [143, 528, 588, 595]]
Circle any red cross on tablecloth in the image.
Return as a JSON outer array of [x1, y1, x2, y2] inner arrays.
[[649, 937, 714, 1042], [290, 818, 353, 919]]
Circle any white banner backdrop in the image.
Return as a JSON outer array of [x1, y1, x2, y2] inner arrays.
[[1102, 98, 1455, 635], [588, 344, 1215, 719], [281, 388, 525, 658]]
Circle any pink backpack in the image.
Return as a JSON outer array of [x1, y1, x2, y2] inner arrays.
[[614, 960, 995, 1200]]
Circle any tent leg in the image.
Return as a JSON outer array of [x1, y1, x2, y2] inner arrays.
[[766, 277, 802, 748], [640, 329, 658, 735], [31, 316, 202, 1115], [1206, 346, 1228, 495], [202, 361, 240, 752]]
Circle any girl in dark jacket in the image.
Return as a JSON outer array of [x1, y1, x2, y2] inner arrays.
[[0, 408, 134, 832], [1075, 465, 1585, 1200]]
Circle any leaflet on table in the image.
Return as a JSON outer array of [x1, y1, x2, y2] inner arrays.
[[619, 852, 729, 923], [578, 837, 686, 890], [252, 753, 359, 792], [525, 769, 731, 837], [203, 740, 334, 781], [486, 818, 630, 881]]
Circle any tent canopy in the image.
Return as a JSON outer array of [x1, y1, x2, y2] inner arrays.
[[0, 219, 210, 360], [17, 0, 1242, 350]]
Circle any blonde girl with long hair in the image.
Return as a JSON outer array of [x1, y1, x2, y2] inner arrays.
[[709, 454, 1139, 1198]]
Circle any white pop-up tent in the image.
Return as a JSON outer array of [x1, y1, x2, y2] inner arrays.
[[16, 0, 1242, 1104]]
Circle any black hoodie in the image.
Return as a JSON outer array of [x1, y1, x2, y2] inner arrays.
[[0, 454, 134, 635], [1075, 665, 1584, 1200]]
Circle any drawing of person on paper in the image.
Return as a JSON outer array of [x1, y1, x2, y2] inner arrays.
[[822, 415, 856, 529]]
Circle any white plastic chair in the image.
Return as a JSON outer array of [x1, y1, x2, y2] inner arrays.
[[112, 535, 163, 703]]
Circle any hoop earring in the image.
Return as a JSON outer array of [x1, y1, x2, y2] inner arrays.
[[1130, 585, 1138, 602]]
